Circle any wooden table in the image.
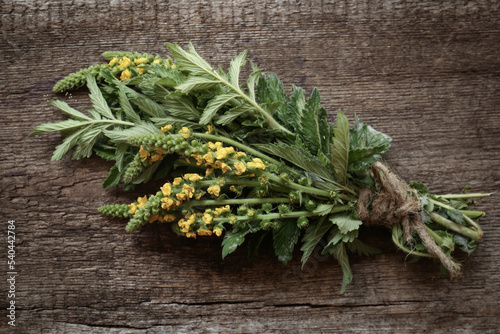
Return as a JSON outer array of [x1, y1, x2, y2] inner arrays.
[[2, 1, 499, 333]]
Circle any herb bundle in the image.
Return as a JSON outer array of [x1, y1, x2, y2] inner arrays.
[[32, 43, 489, 292]]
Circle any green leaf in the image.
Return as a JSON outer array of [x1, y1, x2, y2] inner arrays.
[[174, 76, 221, 94], [102, 165, 123, 188], [104, 121, 160, 143], [86, 74, 115, 120], [315, 204, 335, 216], [215, 104, 253, 126], [346, 239, 381, 256], [228, 50, 247, 87], [30, 119, 88, 135], [49, 100, 91, 121], [329, 214, 362, 234], [162, 95, 200, 121], [71, 125, 104, 159], [299, 88, 324, 155], [300, 217, 332, 269], [222, 229, 248, 259], [331, 243, 352, 294], [50, 126, 89, 160], [93, 147, 116, 161], [246, 66, 261, 102], [349, 115, 392, 171], [273, 220, 301, 265], [199, 93, 239, 124], [118, 86, 141, 123], [331, 110, 350, 185], [253, 143, 338, 185], [166, 42, 214, 76]]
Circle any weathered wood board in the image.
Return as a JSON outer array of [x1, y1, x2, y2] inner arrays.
[[1, 1, 500, 333]]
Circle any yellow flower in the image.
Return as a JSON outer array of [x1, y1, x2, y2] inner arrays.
[[173, 177, 183, 186], [153, 59, 161, 65], [213, 227, 223, 237], [247, 158, 266, 170], [207, 185, 221, 197], [220, 163, 231, 173], [171, 64, 177, 70], [161, 197, 174, 210], [128, 203, 138, 215], [230, 185, 237, 192], [208, 142, 223, 150], [137, 68, 145, 75], [197, 229, 213, 236], [205, 125, 213, 134], [181, 184, 195, 199], [183, 173, 203, 182], [186, 232, 197, 239], [191, 154, 204, 166], [178, 127, 190, 139], [203, 212, 213, 225], [176, 192, 188, 201], [229, 215, 237, 223], [195, 192, 205, 200], [134, 57, 148, 64], [160, 183, 172, 196], [164, 214, 177, 222], [109, 57, 118, 66], [120, 69, 131, 81], [233, 161, 247, 175], [216, 147, 234, 160], [160, 124, 173, 133], [235, 152, 247, 159], [155, 147, 169, 155], [149, 214, 161, 223], [203, 153, 214, 165], [118, 56, 131, 68], [215, 205, 230, 216], [137, 196, 148, 208], [150, 154, 163, 163], [205, 168, 214, 176]]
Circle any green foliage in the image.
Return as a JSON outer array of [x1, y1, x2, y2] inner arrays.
[[331, 111, 350, 185], [273, 219, 301, 265], [300, 217, 332, 269]]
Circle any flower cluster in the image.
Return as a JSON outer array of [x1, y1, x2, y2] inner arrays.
[[106, 53, 176, 82]]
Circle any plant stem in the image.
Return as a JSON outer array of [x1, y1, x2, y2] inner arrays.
[[439, 193, 492, 199], [428, 198, 483, 237], [391, 225, 435, 258], [266, 173, 332, 199], [460, 210, 485, 219], [429, 212, 481, 241], [182, 197, 290, 207]]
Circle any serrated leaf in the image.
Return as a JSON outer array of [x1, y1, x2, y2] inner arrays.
[[166, 42, 214, 76], [315, 204, 335, 216], [132, 160, 162, 184], [246, 66, 261, 102], [104, 121, 160, 143], [50, 126, 89, 160], [299, 88, 323, 155], [273, 220, 301, 265], [346, 239, 381, 256], [329, 214, 362, 234], [174, 76, 221, 94], [162, 95, 200, 121], [349, 115, 392, 171], [215, 104, 252, 126], [221, 229, 247, 259], [86, 74, 115, 120], [300, 217, 332, 269], [49, 100, 91, 121], [331, 243, 352, 294], [200, 93, 239, 124], [30, 119, 88, 135], [102, 165, 123, 188], [118, 86, 141, 123], [331, 110, 350, 185], [115, 143, 130, 172], [228, 50, 247, 87], [446, 209, 466, 226], [253, 143, 338, 186], [93, 147, 116, 161], [71, 125, 104, 159]]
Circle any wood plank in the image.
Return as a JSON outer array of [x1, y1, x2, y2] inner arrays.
[[1, 0, 499, 333]]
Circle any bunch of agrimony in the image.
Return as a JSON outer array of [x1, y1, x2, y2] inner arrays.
[[32, 43, 489, 292]]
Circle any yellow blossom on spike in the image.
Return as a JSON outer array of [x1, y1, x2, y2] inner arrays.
[[155, 147, 168, 155], [186, 232, 197, 239], [197, 229, 213, 236], [161, 197, 174, 210], [203, 212, 213, 225], [179, 127, 190, 139], [184, 173, 203, 182], [118, 57, 131, 68], [164, 215, 176, 222], [247, 158, 266, 170], [128, 203, 138, 215], [203, 153, 214, 165], [176, 192, 188, 201], [134, 57, 148, 64], [149, 214, 161, 223], [150, 154, 162, 163], [220, 163, 231, 173], [160, 124, 173, 133], [235, 152, 247, 159], [137, 68, 145, 75], [208, 142, 223, 150], [137, 196, 148, 208], [173, 177, 183, 186], [215, 205, 230, 216], [109, 57, 118, 66], [207, 185, 221, 197], [195, 192, 205, 200], [191, 154, 204, 165], [153, 59, 161, 65], [205, 168, 214, 176], [182, 184, 195, 199], [233, 161, 247, 175], [206, 125, 213, 134], [171, 64, 177, 69], [213, 227, 223, 237], [229, 215, 237, 223], [160, 183, 172, 196], [120, 69, 132, 81], [230, 185, 237, 192]]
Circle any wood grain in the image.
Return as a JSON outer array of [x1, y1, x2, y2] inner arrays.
[[1, 0, 499, 333]]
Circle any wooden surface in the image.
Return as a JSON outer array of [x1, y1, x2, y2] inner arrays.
[[2, 1, 500, 333]]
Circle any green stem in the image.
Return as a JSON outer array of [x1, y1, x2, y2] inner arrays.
[[192, 133, 281, 165], [182, 197, 290, 207], [213, 205, 350, 223], [429, 198, 483, 237], [439, 193, 492, 199], [429, 212, 481, 241], [266, 173, 332, 199], [391, 225, 435, 258], [460, 210, 485, 219]]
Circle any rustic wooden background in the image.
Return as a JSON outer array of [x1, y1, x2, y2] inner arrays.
[[1, 1, 499, 333]]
